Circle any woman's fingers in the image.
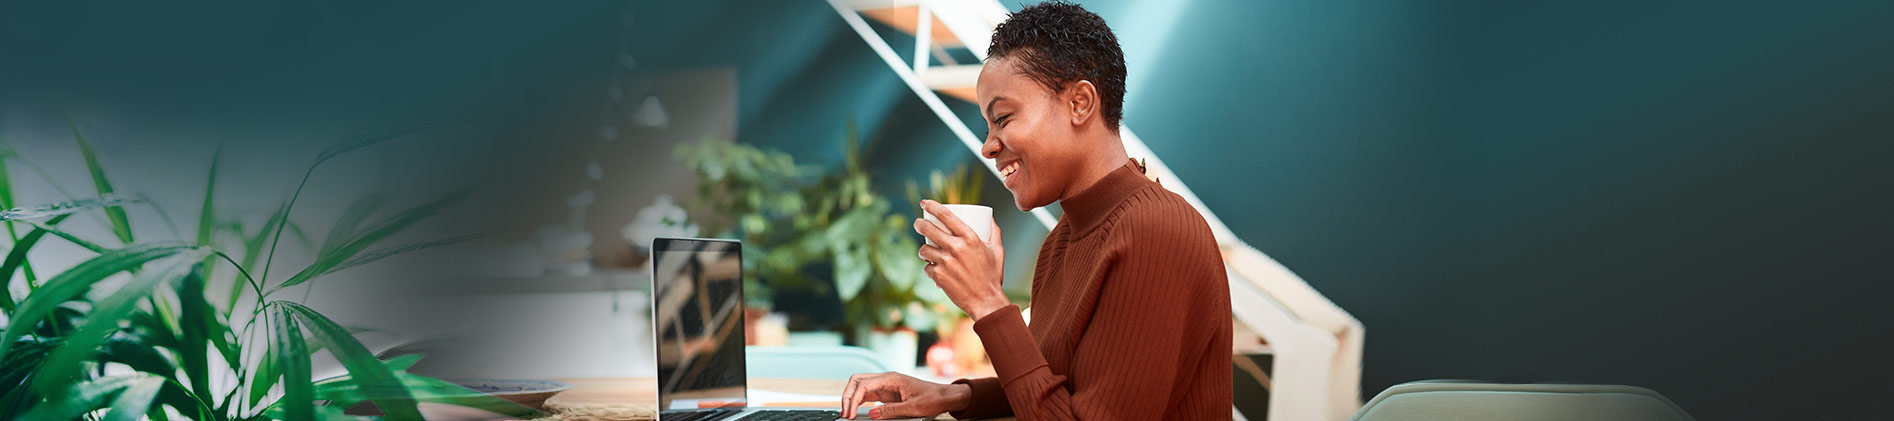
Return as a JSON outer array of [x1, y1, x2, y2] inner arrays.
[[918, 244, 946, 265], [987, 220, 1003, 248], [841, 374, 864, 418], [846, 373, 905, 419], [921, 200, 979, 240], [913, 217, 955, 248], [871, 400, 930, 419]]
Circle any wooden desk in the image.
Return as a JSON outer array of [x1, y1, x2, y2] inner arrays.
[[542, 378, 1012, 420]]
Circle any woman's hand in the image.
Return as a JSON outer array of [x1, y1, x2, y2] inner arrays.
[[914, 200, 1008, 320], [841, 371, 973, 419]]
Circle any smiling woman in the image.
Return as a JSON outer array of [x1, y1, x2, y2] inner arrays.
[[840, 2, 1232, 420]]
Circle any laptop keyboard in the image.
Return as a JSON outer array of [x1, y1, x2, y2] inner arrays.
[[735, 409, 843, 420], [662, 409, 741, 421]]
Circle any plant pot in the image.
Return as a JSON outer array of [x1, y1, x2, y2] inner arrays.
[[856, 327, 919, 373]]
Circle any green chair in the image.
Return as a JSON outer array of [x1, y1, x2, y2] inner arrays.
[[1349, 381, 1693, 421], [745, 345, 891, 380]]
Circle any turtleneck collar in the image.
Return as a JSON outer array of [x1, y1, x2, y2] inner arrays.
[[1056, 159, 1154, 235]]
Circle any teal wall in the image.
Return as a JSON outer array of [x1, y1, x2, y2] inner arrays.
[[636, 1, 1894, 419], [4, 0, 1890, 419]]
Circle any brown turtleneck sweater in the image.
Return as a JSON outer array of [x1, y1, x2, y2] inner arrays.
[[951, 161, 1232, 420]]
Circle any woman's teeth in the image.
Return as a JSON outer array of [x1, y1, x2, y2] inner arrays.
[[1000, 162, 1019, 177]]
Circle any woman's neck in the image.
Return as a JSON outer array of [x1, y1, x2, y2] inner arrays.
[[1059, 138, 1130, 202]]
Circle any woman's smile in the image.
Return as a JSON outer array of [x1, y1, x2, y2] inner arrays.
[[999, 159, 1023, 190]]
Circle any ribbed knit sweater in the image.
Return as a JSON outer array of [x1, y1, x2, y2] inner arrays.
[[950, 160, 1233, 420]]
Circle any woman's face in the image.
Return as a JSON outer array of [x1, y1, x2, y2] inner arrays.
[[977, 56, 1087, 212]]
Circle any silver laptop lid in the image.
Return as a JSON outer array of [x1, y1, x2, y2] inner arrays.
[[649, 237, 748, 411]]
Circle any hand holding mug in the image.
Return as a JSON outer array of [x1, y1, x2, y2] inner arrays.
[[914, 200, 1007, 320]]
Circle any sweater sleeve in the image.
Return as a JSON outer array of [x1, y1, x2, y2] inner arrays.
[[960, 207, 1224, 420]]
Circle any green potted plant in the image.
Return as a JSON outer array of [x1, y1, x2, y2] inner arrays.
[[0, 118, 538, 420], [673, 121, 955, 370]]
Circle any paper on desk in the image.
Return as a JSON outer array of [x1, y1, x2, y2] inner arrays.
[[753, 389, 847, 407], [668, 389, 847, 409]]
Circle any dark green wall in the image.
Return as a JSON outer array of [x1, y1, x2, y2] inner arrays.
[[1095, 2, 1893, 420], [650, 1, 1894, 418], [4, 0, 1889, 419]]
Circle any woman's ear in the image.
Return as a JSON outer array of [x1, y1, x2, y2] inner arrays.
[[1066, 80, 1098, 127]]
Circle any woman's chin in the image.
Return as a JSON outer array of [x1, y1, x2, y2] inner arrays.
[[1009, 190, 1050, 212], [1006, 190, 1031, 211]]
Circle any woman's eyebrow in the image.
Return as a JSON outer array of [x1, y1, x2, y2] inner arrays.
[[984, 96, 1009, 122]]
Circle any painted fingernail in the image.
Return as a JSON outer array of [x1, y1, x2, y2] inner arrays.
[[870, 407, 881, 418]]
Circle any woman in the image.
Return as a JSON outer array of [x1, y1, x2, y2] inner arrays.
[[840, 2, 1232, 420]]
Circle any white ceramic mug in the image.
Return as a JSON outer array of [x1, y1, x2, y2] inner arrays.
[[922, 204, 993, 245]]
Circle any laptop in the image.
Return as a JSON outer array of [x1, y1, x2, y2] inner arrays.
[[651, 238, 922, 421]]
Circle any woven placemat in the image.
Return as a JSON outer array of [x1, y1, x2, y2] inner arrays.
[[531, 401, 656, 421]]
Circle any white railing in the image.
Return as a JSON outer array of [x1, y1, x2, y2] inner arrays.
[[828, 1, 1364, 419]]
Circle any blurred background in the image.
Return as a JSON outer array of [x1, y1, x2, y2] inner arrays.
[[2, 0, 1890, 419]]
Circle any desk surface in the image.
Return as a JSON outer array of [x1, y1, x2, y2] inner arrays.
[[543, 377, 1012, 421]]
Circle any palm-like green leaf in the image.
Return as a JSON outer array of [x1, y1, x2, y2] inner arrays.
[[0, 242, 199, 359], [32, 248, 209, 396], [325, 233, 481, 276], [19, 217, 108, 253], [272, 303, 315, 421], [17, 373, 211, 421], [99, 338, 178, 378], [0, 336, 58, 418], [275, 187, 472, 291], [65, 116, 135, 244], [0, 213, 70, 313], [322, 195, 386, 256], [197, 143, 221, 280], [174, 269, 224, 408], [18, 373, 162, 420], [315, 117, 441, 167], [0, 139, 42, 295], [230, 200, 290, 313], [275, 300, 422, 420], [101, 372, 165, 421], [306, 354, 540, 419]]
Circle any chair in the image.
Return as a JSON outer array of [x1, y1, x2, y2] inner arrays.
[[745, 345, 891, 380], [1349, 381, 1694, 421]]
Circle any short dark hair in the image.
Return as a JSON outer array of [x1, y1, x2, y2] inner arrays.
[[988, 1, 1127, 131]]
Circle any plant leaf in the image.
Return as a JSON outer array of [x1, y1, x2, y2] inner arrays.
[[18, 373, 161, 420], [196, 143, 221, 285], [0, 242, 198, 359], [0, 213, 69, 313], [101, 371, 164, 421], [173, 269, 219, 405], [32, 248, 209, 396], [315, 117, 442, 166], [311, 364, 542, 419], [196, 143, 220, 247], [323, 233, 481, 277], [0, 336, 58, 413], [230, 200, 288, 311], [276, 300, 422, 420], [65, 115, 134, 243], [874, 216, 923, 292], [321, 195, 385, 256], [273, 303, 315, 421], [275, 188, 472, 291], [99, 338, 177, 375], [19, 217, 108, 253]]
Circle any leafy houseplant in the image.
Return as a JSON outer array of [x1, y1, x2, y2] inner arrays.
[[674, 122, 950, 336], [0, 117, 538, 420]]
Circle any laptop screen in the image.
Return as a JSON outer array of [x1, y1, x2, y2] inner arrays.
[[649, 238, 747, 410]]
